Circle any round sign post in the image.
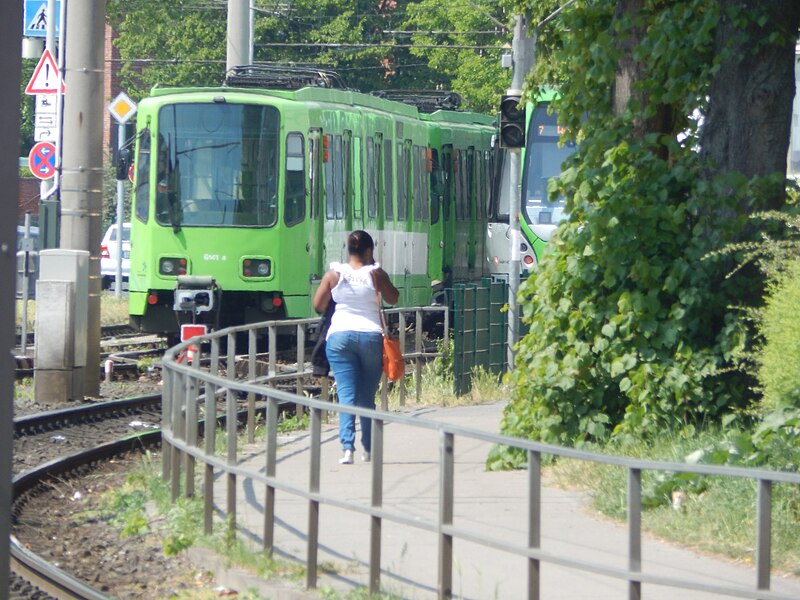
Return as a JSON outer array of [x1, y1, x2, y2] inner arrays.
[[28, 141, 57, 180], [128, 163, 135, 183]]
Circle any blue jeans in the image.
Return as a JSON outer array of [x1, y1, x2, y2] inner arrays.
[[326, 331, 383, 452]]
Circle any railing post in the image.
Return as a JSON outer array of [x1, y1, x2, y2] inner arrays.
[[756, 478, 772, 594], [369, 418, 384, 594], [161, 365, 173, 482], [226, 332, 238, 533], [528, 450, 541, 600], [170, 369, 184, 502], [248, 329, 257, 443], [415, 308, 423, 403], [628, 467, 642, 600], [264, 396, 279, 552], [306, 406, 321, 589], [204, 337, 220, 535], [438, 431, 454, 599], [184, 354, 200, 498], [399, 311, 407, 406], [296, 322, 306, 397]]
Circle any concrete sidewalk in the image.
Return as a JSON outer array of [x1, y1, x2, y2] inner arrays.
[[201, 402, 800, 599]]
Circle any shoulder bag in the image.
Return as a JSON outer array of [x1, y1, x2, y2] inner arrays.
[[371, 270, 405, 382]]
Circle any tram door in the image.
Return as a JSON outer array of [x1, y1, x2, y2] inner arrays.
[[308, 129, 325, 287], [440, 145, 455, 285]]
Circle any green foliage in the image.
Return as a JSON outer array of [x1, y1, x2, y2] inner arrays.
[[107, 0, 226, 99], [106, 0, 507, 109], [500, 0, 794, 446], [757, 256, 800, 411]]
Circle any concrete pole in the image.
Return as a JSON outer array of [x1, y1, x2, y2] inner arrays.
[[507, 16, 535, 371], [1, 2, 23, 590], [38, 0, 58, 247], [227, 0, 250, 72], [60, 0, 105, 397]]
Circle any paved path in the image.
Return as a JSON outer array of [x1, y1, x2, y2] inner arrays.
[[197, 402, 800, 599]]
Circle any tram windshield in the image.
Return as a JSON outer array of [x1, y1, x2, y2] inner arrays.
[[521, 105, 576, 230], [155, 103, 280, 229]]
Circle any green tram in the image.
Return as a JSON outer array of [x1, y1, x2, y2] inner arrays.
[[128, 68, 495, 338], [486, 90, 577, 279]]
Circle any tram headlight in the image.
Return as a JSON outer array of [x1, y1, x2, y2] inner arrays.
[[242, 257, 272, 279], [160, 257, 187, 276]]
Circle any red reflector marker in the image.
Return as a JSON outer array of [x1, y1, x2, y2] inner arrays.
[[272, 296, 283, 307], [147, 294, 159, 305]]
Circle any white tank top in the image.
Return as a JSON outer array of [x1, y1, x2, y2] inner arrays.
[[326, 262, 383, 339]]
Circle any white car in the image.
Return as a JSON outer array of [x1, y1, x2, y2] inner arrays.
[[100, 222, 130, 289]]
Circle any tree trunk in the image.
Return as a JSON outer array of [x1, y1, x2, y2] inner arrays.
[[700, 0, 800, 206], [613, 0, 675, 156]]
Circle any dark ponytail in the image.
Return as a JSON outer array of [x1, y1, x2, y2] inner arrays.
[[347, 230, 374, 259]]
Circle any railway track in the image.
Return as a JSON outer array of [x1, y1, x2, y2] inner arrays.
[[10, 395, 164, 599], [9, 382, 306, 599]]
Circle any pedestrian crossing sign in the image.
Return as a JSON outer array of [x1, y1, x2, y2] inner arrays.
[[24, 1, 61, 38]]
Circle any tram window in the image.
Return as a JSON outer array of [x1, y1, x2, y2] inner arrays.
[[309, 131, 320, 219], [383, 139, 393, 220], [135, 129, 150, 223], [421, 148, 429, 222], [442, 149, 452, 222], [414, 146, 429, 222], [455, 151, 467, 220], [430, 149, 440, 225], [342, 132, 351, 219], [413, 145, 422, 221], [284, 132, 305, 227], [325, 134, 335, 219], [466, 149, 475, 219], [367, 137, 378, 218], [334, 135, 344, 219], [397, 142, 407, 221]]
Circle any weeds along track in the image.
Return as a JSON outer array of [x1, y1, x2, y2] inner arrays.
[[10, 395, 164, 599]]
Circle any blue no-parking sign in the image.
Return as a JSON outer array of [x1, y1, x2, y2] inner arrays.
[[24, 1, 61, 38], [28, 141, 57, 180]]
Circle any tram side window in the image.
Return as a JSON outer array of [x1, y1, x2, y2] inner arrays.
[[442, 149, 452, 222], [466, 149, 475, 219], [413, 145, 429, 222], [367, 137, 378, 218], [383, 139, 393, 220], [430, 149, 440, 225], [475, 149, 485, 220], [284, 132, 305, 227], [455, 151, 467, 220], [483, 150, 492, 219], [325, 134, 334, 219], [397, 142, 407, 221], [334, 135, 345, 219], [309, 131, 320, 219], [135, 129, 150, 223]]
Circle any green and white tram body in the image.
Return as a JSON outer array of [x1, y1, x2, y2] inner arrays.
[[128, 73, 495, 337], [486, 90, 577, 279]]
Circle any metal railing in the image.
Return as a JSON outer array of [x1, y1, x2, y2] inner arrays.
[[161, 311, 800, 600]]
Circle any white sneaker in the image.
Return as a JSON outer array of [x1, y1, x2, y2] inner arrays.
[[339, 449, 354, 465], [362, 451, 371, 463]]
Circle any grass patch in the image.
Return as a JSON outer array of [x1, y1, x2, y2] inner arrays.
[[16, 293, 130, 334], [549, 428, 800, 576]]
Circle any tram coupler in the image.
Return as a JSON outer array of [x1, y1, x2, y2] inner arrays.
[[173, 275, 218, 315]]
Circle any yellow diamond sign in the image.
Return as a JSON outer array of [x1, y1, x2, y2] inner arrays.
[[108, 92, 137, 124]]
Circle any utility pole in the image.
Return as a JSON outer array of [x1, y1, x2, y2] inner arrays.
[[227, 0, 250, 71], [39, 0, 59, 249], [506, 16, 535, 370], [59, 0, 105, 398], [1, 2, 23, 590]]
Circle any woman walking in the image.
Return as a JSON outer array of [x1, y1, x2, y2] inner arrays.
[[313, 230, 400, 464]]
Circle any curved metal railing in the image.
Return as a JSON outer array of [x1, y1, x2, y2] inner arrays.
[[161, 309, 800, 600]]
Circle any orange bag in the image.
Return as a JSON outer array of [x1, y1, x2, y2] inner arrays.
[[382, 335, 405, 382], [372, 270, 404, 382]]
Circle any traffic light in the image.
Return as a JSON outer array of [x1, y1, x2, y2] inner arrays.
[[499, 94, 526, 149]]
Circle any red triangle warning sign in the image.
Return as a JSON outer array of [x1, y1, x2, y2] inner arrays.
[[25, 49, 65, 95]]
